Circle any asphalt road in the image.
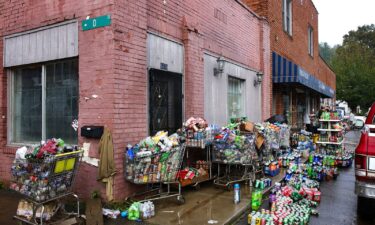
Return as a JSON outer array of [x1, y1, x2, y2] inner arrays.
[[236, 131, 375, 225]]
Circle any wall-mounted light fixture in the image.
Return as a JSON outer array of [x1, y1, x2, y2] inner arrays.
[[214, 57, 225, 76], [254, 71, 263, 87]]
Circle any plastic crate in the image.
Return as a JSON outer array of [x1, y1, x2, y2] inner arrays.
[[264, 168, 280, 177]]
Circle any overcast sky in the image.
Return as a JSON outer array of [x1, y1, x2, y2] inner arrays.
[[313, 0, 375, 47]]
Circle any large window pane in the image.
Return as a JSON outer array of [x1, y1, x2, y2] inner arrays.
[[46, 59, 78, 144], [228, 76, 245, 119], [13, 67, 42, 143]]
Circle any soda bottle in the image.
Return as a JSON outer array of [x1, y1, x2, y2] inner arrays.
[[234, 183, 241, 204]]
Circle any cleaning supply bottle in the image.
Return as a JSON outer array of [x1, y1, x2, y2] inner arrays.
[[234, 183, 241, 204]]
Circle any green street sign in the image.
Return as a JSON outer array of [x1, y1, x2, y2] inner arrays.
[[82, 15, 111, 31]]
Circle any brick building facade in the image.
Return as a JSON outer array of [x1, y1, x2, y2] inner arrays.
[[244, 0, 336, 129], [0, 0, 271, 200]]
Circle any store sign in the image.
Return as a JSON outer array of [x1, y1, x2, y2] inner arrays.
[[82, 15, 111, 31]]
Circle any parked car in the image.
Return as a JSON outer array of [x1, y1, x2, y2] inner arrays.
[[355, 103, 375, 213], [353, 116, 366, 130]]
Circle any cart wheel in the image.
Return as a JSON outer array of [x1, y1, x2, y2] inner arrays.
[[194, 183, 201, 191], [177, 195, 185, 205]]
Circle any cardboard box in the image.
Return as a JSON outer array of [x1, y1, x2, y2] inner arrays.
[[240, 122, 254, 132]]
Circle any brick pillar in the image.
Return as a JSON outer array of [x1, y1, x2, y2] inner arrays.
[[182, 16, 204, 119], [260, 19, 272, 120], [110, 0, 148, 201]]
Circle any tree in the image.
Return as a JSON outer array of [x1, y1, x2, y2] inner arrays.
[[319, 42, 337, 66], [331, 24, 375, 111]]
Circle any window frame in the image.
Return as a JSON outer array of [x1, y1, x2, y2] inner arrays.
[[8, 59, 78, 145], [227, 75, 246, 120], [308, 25, 314, 57], [283, 0, 293, 36]]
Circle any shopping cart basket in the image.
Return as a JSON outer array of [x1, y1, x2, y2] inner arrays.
[[124, 144, 186, 204], [212, 133, 258, 189], [11, 150, 83, 225]]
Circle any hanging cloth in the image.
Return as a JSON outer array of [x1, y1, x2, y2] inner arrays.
[[98, 127, 116, 201]]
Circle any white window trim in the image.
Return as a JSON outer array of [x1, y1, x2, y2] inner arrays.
[[7, 66, 47, 145], [227, 75, 246, 120], [308, 26, 314, 56], [7, 69, 14, 145], [283, 0, 293, 36]]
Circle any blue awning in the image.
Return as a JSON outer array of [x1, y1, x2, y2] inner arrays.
[[272, 52, 335, 98]]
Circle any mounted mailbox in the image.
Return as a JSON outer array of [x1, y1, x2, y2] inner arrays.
[[81, 126, 104, 139]]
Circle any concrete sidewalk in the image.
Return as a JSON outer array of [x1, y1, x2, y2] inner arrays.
[[0, 171, 285, 225], [0, 189, 21, 225], [0, 170, 286, 225], [143, 171, 286, 225]]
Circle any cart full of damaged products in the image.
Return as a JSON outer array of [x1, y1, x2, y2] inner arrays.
[[212, 131, 259, 189], [124, 133, 186, 204], [11, 147, 83, 225]]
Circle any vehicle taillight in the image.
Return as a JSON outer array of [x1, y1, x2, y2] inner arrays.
[[355, 155, 367, 178], [355, 155, 367, 170]]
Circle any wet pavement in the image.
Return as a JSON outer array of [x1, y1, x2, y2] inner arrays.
[[236, 131, 375, 225], [0, 167, 286, 225], [309, 131, 375, 225], [0, 189, 21, 225]]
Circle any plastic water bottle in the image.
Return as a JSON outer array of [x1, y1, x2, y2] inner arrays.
[[234, 183, 240, 204]]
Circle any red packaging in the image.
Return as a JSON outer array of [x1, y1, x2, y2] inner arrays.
[[298, 187, 306, 196], [305, 188, 314, 201], [313, 190, 321, 202]]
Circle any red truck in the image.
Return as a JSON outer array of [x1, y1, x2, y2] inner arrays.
[[355, 102, 375, 207]]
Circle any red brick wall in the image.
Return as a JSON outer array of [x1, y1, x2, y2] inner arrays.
[[110, 0, 149, 200], [111, 0, 271, 200], [0, 0, 116, 199], [243, 0, 269, 18], [0, 0, 271, 201], [261, 21, 272, 120], [146, 0, 271, 119], [245, 0, 336, 91]]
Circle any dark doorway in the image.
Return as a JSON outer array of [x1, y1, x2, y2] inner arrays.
[[149, 69, 183, 135]]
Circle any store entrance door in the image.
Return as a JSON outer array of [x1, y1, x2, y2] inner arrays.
[[149, 69, 183, 135]]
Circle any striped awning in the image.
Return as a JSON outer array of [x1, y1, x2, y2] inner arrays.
[[272, 52, 335, 98]]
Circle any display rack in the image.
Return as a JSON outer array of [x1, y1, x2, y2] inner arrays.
[[180, 143, 213, 189], [317, 119, 344, 151], [316, 116, 346, 174]]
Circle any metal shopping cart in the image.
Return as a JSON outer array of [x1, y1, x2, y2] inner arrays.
[[11, 150, 83, 225], [124, 144, 186, 204], [212, 133, 259, 190]]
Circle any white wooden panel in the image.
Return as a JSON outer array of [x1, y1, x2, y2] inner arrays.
[[4, 21, 78, 67], [148, 33, 183, 74], [204, 54, 262, 126]]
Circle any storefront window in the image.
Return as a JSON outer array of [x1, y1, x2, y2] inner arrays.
[[12, 67, 43, 143], [283, 94, 290, 123], [11, 59, 78, 144], [228, 76, 245, 120]]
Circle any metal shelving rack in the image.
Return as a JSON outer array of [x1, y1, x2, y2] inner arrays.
[[317, 119, 344, 155]]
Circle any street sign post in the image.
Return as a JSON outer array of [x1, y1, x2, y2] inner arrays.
[[82, 15, 111, 31]]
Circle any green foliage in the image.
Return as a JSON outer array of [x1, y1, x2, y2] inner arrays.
[[0, 181, 3, 189], [331, 24, 375, 111], [319, 42, 338, 66]]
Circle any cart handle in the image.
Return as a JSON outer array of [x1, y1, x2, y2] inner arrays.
[[56, 150, 84, 157]]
